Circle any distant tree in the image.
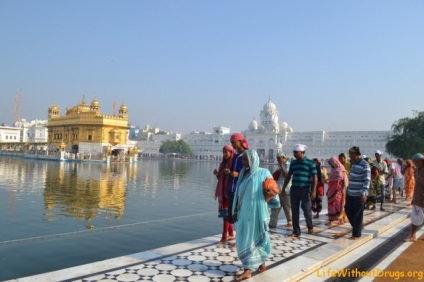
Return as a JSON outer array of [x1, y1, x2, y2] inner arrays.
[[386, 111, 424, 159], [159, 140, 193, 156]]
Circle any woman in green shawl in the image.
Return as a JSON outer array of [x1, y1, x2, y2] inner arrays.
[[232, 149, 274, 280]]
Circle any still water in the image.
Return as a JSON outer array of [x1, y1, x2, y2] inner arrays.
[[0, 156, 280, 280]]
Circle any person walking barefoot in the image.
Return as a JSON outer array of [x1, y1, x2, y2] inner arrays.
[[404, 153, 424, 242], [232, 150, 277, 280], [213, 145, 235, 243]]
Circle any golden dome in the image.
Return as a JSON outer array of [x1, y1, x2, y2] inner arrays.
[[50, 104, 59, 111], [91, 98, 100, 107], [119, 103, 128, 111]]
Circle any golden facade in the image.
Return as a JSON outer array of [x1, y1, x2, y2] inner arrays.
[[47, 97, 129, 152]]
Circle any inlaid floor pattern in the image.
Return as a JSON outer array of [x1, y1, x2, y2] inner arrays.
[[69, 233, 325, 282]]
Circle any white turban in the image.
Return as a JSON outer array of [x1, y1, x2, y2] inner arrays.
[[276, 151, 286, 158], [293, 144, 307, 152], [375, 150, 383, 155]]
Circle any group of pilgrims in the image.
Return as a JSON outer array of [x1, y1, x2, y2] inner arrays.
[[213, 132, 424, 281]]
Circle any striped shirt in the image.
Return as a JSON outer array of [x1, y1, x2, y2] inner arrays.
[[347, 157, 371, 197], [288, 157, 317, 189]]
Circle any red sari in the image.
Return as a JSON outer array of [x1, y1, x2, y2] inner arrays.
[[215, 145, 234, 240], [327, 157, 348, 221]]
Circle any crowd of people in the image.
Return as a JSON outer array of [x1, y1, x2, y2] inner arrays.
[[213, 132, 424, 280]]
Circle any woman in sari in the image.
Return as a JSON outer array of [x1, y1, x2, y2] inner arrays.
[[213, 145, 235, 243], [404, 159, 415, 200], [312, 159, 327, 219], [327, 157, 348, 225], [232, 149, 275, 280]]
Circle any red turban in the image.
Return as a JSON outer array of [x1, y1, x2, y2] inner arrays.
[[230, 133, 249, 149]]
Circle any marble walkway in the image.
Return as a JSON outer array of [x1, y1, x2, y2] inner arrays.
[[8, 199, 417, 282]]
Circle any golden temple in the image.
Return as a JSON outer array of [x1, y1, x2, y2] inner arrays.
[[46, 96, 137, 161]]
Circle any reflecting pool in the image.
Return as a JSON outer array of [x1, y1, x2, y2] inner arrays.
[[0, 157, 231, 280]]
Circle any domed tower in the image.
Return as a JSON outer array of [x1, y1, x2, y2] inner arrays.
[[248, 118, 258, 132], [48, 103, 60, 118], [90, 98, 100, 114], [260, 98, 279, 133], [78, 96, 91, 112], [118, 103, 128, 119], [280, 121, 288, 131]]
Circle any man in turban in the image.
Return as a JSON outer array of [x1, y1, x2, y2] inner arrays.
[[283, 144, 317, 237]]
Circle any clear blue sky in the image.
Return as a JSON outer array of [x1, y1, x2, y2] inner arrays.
[[1, 1, 423, 133]]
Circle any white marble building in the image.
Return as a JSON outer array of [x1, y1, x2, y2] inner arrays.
[[243, 99, 393, 162], [137, 126, 231, 160], [14, 119, 48, 143], [0, 119, 48, 143], [243, 99, 392, 161], [136, 98, 394, 162], [0, 126, 21, 142]]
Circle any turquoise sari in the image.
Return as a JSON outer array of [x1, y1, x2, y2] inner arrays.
[[233, 150, 272, 269]]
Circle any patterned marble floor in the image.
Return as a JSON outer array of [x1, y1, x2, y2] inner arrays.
[[278, 204, 404, 239], [16, 201, 409, 282], [65, 233, 326, 282]]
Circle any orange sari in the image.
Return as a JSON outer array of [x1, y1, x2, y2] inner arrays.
[[404, 160, 415, 199]]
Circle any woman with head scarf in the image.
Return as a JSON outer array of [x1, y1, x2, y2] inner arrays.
[[213, 145, 235, 243], [404, 153, 424, 242], [404, 159, 416, 201], [232, 149, 275, 280], [327, 157, 348, 225]]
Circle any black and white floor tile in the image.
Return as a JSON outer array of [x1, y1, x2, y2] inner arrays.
[[69, 233, 325, 282]]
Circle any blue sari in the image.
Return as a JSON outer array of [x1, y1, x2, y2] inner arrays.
[[233, 150, 272, 269]]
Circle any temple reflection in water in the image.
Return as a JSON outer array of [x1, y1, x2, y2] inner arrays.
[[0, 156, 200, 235], [42, 162, 137, 228]]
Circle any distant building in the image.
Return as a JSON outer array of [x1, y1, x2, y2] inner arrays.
[[137, 126, 232, 160], [136, 99, 394, 162], [181, 126, 231, 160], [0, 126, 21, 143], [46, 96, 137, 159], [128, 125, 140, 140], [243, 98, 393, 162], [14, 119, 48, 143]]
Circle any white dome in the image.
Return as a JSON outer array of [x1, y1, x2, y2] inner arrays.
[[249, 119, 258, 130], [287, 127, 293, 133], [263, 98, 277, 112], [280, 121, 288, 130]]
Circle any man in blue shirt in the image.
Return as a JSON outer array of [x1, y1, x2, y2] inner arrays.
[[226, 133, 249, 224], [283, 144, 317, 237], [346, 146, 370, 240]]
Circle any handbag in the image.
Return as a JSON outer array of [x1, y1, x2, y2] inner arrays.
[[263, 178, 279, 202], [267, 194, 281, 208]]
